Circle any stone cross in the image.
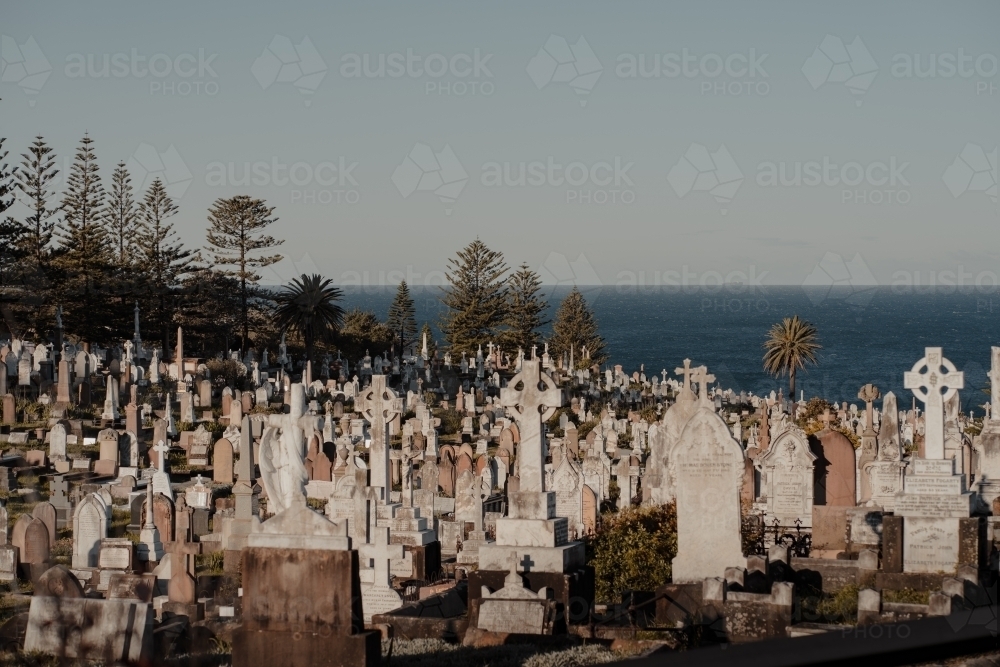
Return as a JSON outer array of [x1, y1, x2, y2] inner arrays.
[[152, 440, 170, 470], [691, 366, 716, 405], [820, 409, 832, 429], [904, 347, 963, 460], [360, 375, 401, 497], [858, 384, 881, 435], [674, 359, 695, 391], [500, 359, 562, 493], [400, 444, 420, 507]]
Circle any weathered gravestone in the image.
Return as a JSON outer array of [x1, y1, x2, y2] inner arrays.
[[670, 408, 746, 583], [72, 493, 108, 569], [31, 502, 57, 547], [212, 438, 234, 485]]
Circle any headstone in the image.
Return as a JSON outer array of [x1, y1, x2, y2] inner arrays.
[[213, 438, 234, 484], [670, 408, 745, 582], [23, 518, 49, 565], [758, 425, 816, 527], [32, 502, 57, 546], [72, 494, 108, 568], [897, 348, 972, 573], [49, 422, 68, 461]]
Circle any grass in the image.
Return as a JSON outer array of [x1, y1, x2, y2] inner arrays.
[[196, 551, 225, 576], [381, 639, 634, 667], [883, 588, 931, 605], [799, 584, 859, 625]]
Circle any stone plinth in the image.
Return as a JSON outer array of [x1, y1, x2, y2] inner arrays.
[[24, 597, 153, 664], [895, 458, 972, 573], [234, 547, 379, 667]]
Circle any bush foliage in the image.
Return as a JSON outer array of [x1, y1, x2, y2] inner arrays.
[[585, 503, 677, 604]]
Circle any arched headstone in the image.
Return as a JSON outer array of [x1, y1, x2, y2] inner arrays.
[[72, 494, 107, 568], [23, 518, 50, 564], [213, 438, 234, 484], [32, 502, 57, 546]]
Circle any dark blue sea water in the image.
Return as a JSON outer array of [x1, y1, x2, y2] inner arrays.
[[341, 286, 1000, 414]]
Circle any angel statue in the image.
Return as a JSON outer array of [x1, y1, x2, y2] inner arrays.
[[254, 383, 346, 542]]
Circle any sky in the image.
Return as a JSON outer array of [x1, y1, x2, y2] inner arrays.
[[2, 0, 997, 290]]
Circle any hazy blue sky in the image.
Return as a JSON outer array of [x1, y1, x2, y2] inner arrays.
[[3, 0, 997, 289]]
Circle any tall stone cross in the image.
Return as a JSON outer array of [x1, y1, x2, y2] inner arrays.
[[500, 359, 562, 493], [674, 359, 695, 392], [858, 383, 881, 435], [360, 375, 401, 497], [904, 347, 963, 460], [989, 346, 1000, 422], [820, 409, 833, 429], [152, 439, 170, 471], [691, 366, 716, 405]]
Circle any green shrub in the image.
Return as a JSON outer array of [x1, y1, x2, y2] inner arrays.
[[437, 409, 462, 435], [585, 503, 677, 604]]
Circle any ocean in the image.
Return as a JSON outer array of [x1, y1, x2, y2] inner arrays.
[[340, 285, 1000, 414]]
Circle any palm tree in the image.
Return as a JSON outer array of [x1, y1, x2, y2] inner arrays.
[[762, 315, 821, 401], [274, 274, 344, 364]]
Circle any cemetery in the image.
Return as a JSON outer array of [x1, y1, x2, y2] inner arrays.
[[0, 311, 996, 666]]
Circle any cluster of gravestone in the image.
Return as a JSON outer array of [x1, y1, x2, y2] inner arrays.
[[0, 323, 998, 664]]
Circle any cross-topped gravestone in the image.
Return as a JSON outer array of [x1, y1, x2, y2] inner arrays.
[[359, 375, 401, 497], [691, 366, 716, 405], [674, 358, 695, 391], [152, 439, 170, 471], [500, 359, 562, 492], [858, 383, 881, 435], [904, 347, 963, 460]]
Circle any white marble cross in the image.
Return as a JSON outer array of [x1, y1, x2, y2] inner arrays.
[[152, 439, 170, 470], [360, 375, 401, 497], [675, 359, 695, 391], [691, 366, 716, 405], [904, 347, 963, 460], [500, 359, 562, 493]]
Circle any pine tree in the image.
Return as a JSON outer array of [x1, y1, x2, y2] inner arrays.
[[105, 162, 138, 265], [386, 280, 417, 356], [205, 195, 283, 352], [440, 239, 508, 354], [14, 136, 59, 268], [0, 137, 22, 288], [54, 134, 112, 343], [176, 268, 241, 356], [136, 178, 194, 352], [337, 307, 393, 362], [549, 287, 607, 367], [500, 263, 548, 353]]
